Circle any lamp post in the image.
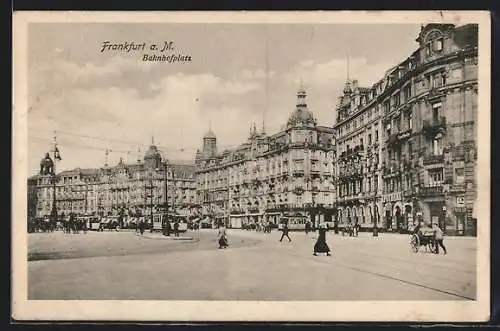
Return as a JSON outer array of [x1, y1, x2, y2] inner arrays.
[[373, 198, 379, 237], [49, 134, 62, 221], [442, 205, 447, 235], [156, 159, 169, 236]]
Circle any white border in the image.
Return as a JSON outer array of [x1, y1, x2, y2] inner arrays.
[[12, 10, 491, 322]]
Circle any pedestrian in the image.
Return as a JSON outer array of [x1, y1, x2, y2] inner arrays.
[[305, 221, 311, 236], [314, 224, 331, 256], [173, 221, 180, 237], [165, 220, 172, 236], [279, 221, 292, 242], [433, 223, 447, 255], [139, 219, 145, 235], [218, 225, 229, 249]]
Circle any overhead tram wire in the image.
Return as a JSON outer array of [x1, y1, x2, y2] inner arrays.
[[30, 135, 138, 157], [29, 127, 243, 153]]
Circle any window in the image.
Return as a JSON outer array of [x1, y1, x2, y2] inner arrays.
[[429, 168, 444, 187], [432, 72, 446, 88], [408, 142, 413, 157], [403, 84, 412, 101], [433, 38, 443, 52], [408, 112, 413, 130], [432, 102, 441, 122], [383, 100, 390, 113], [425, 44, 431, 56], [375, 130, 379, 142], [368, 134, 372, 145], [455, 168, 465, 184], [392, 93, 400, 107], [360, 138, 363, 147]]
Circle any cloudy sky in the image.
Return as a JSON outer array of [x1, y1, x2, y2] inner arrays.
[[27, 23, 422, 175]]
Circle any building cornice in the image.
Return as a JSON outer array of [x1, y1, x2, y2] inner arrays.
[[333, 46, 477, 128]]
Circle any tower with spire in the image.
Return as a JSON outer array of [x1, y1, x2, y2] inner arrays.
[[144, 136, 162, 169], [203, 122, 217, 158]]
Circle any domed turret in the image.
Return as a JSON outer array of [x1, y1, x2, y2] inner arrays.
[[286, 85, 317, 128], [144, 137, 162, 169], [203, 130, 216, 139], [40, 153, 54, 175], [202, 126, 217, 157], [343, 80, 353, 94], [144, 144, 161, 160]]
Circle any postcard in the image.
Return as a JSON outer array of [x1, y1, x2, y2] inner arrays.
[[12, 10, 491, 322]]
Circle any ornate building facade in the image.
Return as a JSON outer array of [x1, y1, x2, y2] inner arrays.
[[195, 87, 336, 229], [333, 23, 478, 235], [31, 143, 198, 222]]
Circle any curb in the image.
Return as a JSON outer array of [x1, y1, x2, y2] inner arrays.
[[137, 234, 195, 241]]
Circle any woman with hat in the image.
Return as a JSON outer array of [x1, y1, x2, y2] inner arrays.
[[314, 223, 331, 256]]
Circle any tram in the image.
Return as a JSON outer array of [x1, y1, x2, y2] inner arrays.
[[151, 213, 188, 232], [279, 212, 309, 231]]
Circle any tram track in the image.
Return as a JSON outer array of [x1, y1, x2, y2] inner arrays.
[[256, 240, 476, 301]]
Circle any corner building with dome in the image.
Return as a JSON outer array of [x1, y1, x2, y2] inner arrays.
[[29, 142, 198, 223], [195, 87, 336, 229]]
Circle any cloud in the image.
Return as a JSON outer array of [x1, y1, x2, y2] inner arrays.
[[239, 69, 276, 81], [27, 52, 400, 176], [285, 56, 396, 89], [28, 59, 269, 174]]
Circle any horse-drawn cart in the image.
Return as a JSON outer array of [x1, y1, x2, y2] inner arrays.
[[409, 229, 436, 253]]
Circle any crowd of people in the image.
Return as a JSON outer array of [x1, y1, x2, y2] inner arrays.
[[215, 217, 448, 257]]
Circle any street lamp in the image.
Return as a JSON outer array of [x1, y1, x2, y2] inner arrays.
[[442, 205, 447, 235], [49, 134, 62, 221], [373, 199, 379, 237], [156, 160, 169, 236]]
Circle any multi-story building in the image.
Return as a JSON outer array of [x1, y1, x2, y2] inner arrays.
[[334, 79, 384, 231], [31, 143, 198, 223], [333, 23, 478, 235], [195, 86, 336, 229]]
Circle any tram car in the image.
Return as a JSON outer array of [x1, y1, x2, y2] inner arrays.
[[152, 213, 188, 232], [279, 212, 308, 231]]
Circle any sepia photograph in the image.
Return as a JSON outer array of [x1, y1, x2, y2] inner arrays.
[[12, 11, 490, 322]]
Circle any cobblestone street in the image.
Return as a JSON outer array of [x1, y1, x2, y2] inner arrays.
[[28, 229, 476, 301]]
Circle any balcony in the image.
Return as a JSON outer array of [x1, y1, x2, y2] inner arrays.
[[427, 87, 446, 102], [230, 209, 244, 215], [422, 116, 446, 138], [418, 185, 444, 197], [422, 154, 445, 166], [382, 162, 400, 177], [403, 188, 415, 198], [248, 207, 260, 213], [293, 186, 305, 195], [310, 169, 321, 176]]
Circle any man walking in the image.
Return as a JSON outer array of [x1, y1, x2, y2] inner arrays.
[[433, 223, 447, 255], [173, 221, 180, 237], [279, 221, 292, 242]]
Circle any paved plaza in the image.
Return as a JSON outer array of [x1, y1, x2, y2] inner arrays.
[[28, 229, 476, 301]]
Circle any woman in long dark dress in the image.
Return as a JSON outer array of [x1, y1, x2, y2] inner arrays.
[[314, 224, 331, 256]]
